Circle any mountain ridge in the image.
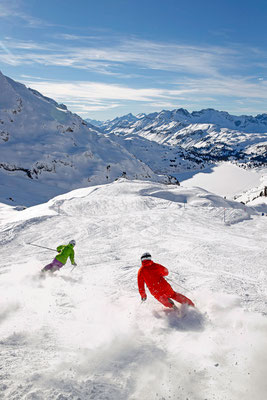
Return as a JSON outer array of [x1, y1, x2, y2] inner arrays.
[[0, 71, 170, 206], [100, 107, 267, 133], [98, 107, 267, 164]]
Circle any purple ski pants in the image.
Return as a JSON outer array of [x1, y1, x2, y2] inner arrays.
[[42, 258, 64, 273]]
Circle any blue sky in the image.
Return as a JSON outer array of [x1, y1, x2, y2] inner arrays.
[[1, 0, 267, 120]]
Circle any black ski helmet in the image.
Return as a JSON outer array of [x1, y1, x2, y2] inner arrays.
[[141, 252, 151, 261]]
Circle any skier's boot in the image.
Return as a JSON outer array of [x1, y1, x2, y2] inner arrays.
[[168, 298, 178, 310]]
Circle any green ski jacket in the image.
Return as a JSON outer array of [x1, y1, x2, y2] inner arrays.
[[55, 244, 75, 265]]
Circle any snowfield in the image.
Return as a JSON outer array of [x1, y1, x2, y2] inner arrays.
[[177, 162, 267, 199], [1, 179, 267, 400]]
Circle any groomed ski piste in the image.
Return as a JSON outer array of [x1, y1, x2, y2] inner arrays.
[[1, 179, 267, 400]]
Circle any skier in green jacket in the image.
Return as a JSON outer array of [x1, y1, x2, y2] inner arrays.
[[41, 240, 77, 273]]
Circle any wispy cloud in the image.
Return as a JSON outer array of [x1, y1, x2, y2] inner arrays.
[[55, 33, 103, 41], [2, 35, 266, 88], [0, 36, 239, 77], [21, 74, 267, 117], [2, 32, 267, 117], [0, 1, 44, 27], [19, 78, 186, 114], [175, 75, 267, 99], [22, 80, 178, 102], [113, 38, 237, 76]]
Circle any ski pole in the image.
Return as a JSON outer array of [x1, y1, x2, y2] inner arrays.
[[168, 276, 194, 295], [27, 242, 58, 252]]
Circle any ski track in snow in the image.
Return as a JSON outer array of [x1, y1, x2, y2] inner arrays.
[[0, 179, 267, 400]]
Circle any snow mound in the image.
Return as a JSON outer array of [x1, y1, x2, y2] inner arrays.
[[37, 179, 255, 225]]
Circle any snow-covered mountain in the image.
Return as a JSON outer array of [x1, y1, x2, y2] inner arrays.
[[0, 72, 170, 206], [1, 179, 267, 399], [100, 108, 267, 164], [2, 70, 267, 208], [85, 117, 207, 180], [109, 132, 206, 177]]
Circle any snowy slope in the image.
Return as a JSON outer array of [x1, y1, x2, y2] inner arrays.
[[235, 172, 267, 207], [100, 108, 267, 163], [0, 71, 165, 206], [108, 132, 206, 181], [1, 179, 267, 400]]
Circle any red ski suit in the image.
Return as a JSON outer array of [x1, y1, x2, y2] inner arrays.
[[138, 260, 194, 308]]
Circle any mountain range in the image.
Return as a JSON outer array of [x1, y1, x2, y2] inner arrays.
[[1, 71, 267, 207], [88, 108, 267, 164]]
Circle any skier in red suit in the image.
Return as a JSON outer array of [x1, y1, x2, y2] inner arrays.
[[138, 252, 194, 308]]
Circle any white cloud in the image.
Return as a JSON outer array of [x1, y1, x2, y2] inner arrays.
[[73, 104, 120, 114], [0, 1, 44, 26], [175, 75, 267, 99], [1, 36, 266, 91], [2, 32, 267, 116], [0, 41, 20, 66], [0, 37, 239, 77], [23, 80, 180, 102], [21, 75, 267, 116], [20, 79, 190, 114]]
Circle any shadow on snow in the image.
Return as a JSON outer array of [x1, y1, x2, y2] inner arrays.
[[153, 306, 206, 332]]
